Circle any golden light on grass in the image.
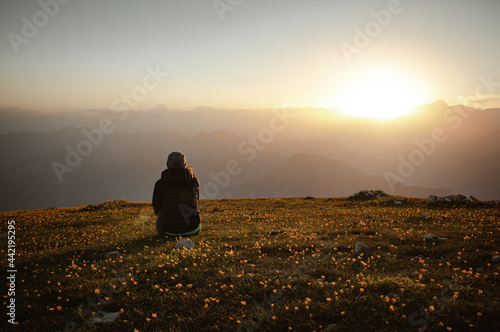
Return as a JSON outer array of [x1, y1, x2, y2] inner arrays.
[[2, 198, 498, 330]]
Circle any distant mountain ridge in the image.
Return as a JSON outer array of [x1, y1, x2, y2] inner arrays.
[[233, 153, 451, 198], [1, 103, 499, 211]]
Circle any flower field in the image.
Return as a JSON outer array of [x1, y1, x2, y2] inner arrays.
[[1, 196, 499, 331]]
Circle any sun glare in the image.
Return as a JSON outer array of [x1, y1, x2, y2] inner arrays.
[[327, 69, 429, 120]]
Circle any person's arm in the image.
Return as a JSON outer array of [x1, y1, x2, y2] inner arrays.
[[152, 179, 164, 215], [192, 176, 200, 201]]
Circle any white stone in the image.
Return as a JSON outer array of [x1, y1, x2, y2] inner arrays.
[[492, 255, 500, 264], [469, 195, 478, 202], [423, 233, 448, 243], [426, 195, 438, 204], [104, 251, 120, 259], [325, 324, 340, 332], [87, 311, 121, 325], [354, 242, 373, 257], [176, 238, 195, 249]]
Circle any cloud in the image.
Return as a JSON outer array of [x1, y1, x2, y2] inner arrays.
[[456, 94, 500, 109]]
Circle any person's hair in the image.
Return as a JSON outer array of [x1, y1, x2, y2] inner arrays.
[[166, 151, 186, 169]]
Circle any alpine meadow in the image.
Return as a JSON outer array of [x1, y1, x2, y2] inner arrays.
[[2, 1, 500, 331]]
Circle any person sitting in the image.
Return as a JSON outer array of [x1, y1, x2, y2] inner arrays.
[[152, 151, 201, 237]]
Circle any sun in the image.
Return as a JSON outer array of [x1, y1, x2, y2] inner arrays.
[[327, 69, 429, 120]]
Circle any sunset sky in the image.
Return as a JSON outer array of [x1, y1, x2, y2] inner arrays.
[[1, 0, 499, 118]]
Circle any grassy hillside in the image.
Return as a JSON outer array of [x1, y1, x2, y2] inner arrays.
[[1, 196, 499, 331]]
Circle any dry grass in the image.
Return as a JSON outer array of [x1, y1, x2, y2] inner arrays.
[[1, 196, 499, 331]]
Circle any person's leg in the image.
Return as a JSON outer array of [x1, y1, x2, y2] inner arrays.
[[155, 210, 167, 236], [163, 223, 201, 237], [157, 211, 201, 237], [190, 224, 201, 235]]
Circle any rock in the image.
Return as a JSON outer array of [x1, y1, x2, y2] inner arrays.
[[64, 322, 78, 331], [469, 195, 479, 202], [348, 190, 388, 201], [427, 194, 480, 206], [394, 201, 402, 205], [175, 238, 195, 250], [423, 233, 448, 243], [426, 195, 438, 204], [87, 311, 121, 325], [104, 251, 120, 259], [354, 242, 374, 257], [446, 194, 468, 203], [492, 255, 500, 264], [325, 324, 340, 332]]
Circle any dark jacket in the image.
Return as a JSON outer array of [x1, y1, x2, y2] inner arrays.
[[152, 167, 200, 234]]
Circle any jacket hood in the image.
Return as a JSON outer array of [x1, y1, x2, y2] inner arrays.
[[161, 168, 195, 184]]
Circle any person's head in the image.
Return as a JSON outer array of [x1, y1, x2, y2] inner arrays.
[[166, 151, 187, 169]]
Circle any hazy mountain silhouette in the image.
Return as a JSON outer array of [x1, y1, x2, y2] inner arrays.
[[0, 103, 499, 211], [233, 153, 451, 198], [421, 151, 500, 198], [234, 153, 371, 197]]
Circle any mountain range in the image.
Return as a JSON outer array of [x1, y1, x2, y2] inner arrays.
[[1, 101, 499, 211]]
